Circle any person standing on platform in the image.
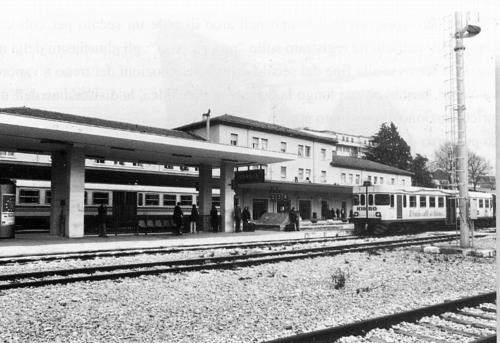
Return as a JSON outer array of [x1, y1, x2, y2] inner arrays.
[[190, 204, 199, 234], [97, 203, 108, 237], [336, 208, 340, 221], [242, 206, 251, 230], [234, 204, 242, 233], [289, 207, 299, 231], [210, 204, 218, 233], [173, 202, 183, 235]]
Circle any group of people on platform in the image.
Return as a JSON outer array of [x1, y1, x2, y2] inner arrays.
[[172, 202, 252, 235], [97, 201, 352, 237]]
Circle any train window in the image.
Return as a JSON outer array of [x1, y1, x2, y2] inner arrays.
[[409, 196, 416, 208], [353, 195, 359, 206], [374, 194, 390, 205], [419, 196, 426, 208], [390, 195, 394, 207], [180, 195, 193, 206], [163, 194, 176, 206], [19, 189, 40, 204], [429, 196, 436, 207], [84, 191, 88, 205], [360, 194, 365, 206], [479, 199, 483, 208], [92, 192, 110, 205], [145, 193, 160, 206], [438, 197, 444, 207], [212, 196, 220, 207], [138, 193, 143, 206], [403, 196, 407, 208], [368, 194, 373, 206], [45, 190, 51, 204]]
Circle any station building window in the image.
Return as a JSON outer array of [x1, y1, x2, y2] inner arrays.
[[260, 138, 268, 150], [321, 170, 326, 182], [252, 137, 259, 149], [438, 197, 444, 207], [321, 148, 326, 161], [180, 195, 193, 206], [349, 174, 353, 184], [429, 196, 436, 207], [409, 195, 416, 208], [212, 196, 220, 207], [373, 176, 378, 184], [19, 189, 40, 204], [144, 193, 159, 206], [45, 190, 51, 204], [419, 196, 427, 208], [93, 192, 110, 205], [305, 169, 311, 181], [280, 166, 287, 179], [280, 142, 287, 153], [341, 173, 346, 184], [368, 175, 372, 182], [298, 168, 304, 181], [297, 145, 304, 157], [355, 174, 360, 184], [230, 133, 238, 146], [391, 178, 395, 185], [163, 194, 176, 206], [305, 145, 311, 158], [401, 179, 406, 186], [380, 177, 384, 184]]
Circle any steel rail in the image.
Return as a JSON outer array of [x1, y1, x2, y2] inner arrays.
[[0, 234, 364, 265], [264, 292, 496, 343], [0, 235, 457, 290]]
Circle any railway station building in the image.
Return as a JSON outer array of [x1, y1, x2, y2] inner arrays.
[[0, 108, 413, 238]]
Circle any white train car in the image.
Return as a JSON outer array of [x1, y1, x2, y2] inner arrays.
[[352, 184, 495, 235], [13, 179, 220, 232]]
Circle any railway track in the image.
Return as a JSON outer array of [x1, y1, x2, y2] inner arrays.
[[0, 234, 458, 290], [265, 292, 496, 343], [0, 234, 366, 265]]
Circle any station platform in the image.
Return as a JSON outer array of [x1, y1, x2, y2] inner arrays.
[[0, 225, 354, 258]]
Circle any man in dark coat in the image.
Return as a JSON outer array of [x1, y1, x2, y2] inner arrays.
[[234, 204, 242, 233], [242, 206, 251, 230], [289, 207, 299, 231], [190, 204, 199, 233], [97, 203, 108, 237], [173, 202, 183, 235], [210, 204, 218, 233], [336, 208, 340, 221]]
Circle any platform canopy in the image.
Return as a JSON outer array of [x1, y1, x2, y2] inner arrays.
[[0, 107, 294, 167]]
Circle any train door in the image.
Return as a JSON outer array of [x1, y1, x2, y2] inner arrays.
[[396, 195, 403, 219], [112, 191, 137, 232], [321, 200, 329, 219], [299, 200, 311, 220], [445, 197, 457, 225], [252, 199, 268, 220]]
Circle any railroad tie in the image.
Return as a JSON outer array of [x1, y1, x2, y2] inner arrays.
[[441, 315, 497, 331], [392, 327, 450, 343], [420, 321, 482, 338]]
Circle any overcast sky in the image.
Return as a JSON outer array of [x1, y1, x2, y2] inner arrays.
[[0, 0, 496, 169]]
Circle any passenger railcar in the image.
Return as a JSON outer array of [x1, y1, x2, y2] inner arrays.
[[352, 184, 495, 235], [13, 179, 220, 233]]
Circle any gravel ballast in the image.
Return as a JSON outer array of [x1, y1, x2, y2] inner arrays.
[[0, 245, 495, 342]]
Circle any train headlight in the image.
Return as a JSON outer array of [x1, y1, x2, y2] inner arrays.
[[375, 212, 381, 218], [354, 212, 359, 217]]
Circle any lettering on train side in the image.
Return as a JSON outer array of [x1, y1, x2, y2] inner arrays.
[[356, 206, 377, 211]]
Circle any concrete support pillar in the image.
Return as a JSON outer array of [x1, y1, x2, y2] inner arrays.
[[50, 146, 85, 238], [198, 164, 213, 231], [220, 161, 235, 232]]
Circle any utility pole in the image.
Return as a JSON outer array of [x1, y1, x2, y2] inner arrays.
[[453, 12, 480, 248]]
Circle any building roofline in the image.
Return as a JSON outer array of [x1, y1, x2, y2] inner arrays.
[[330, 155, 414, 176], [175, 114, 339, 145]]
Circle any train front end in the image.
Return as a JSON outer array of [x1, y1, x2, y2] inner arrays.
[[352, 183, 393, 235]]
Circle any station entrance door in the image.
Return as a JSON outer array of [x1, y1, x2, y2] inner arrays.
[[252, 199, 268, 220], [299, 200, 311, 220], [112, 191, 137, 232]]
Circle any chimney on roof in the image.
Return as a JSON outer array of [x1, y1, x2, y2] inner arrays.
[[202, 108, 211, 141]]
